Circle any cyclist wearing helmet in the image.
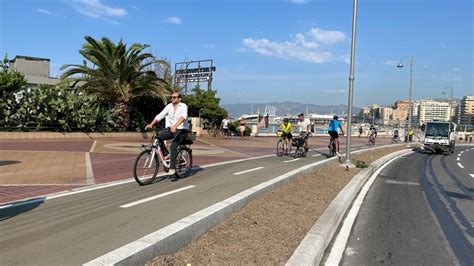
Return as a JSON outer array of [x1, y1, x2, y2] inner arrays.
[[328, 115, 344, 156], [279, 118, 293, 152]]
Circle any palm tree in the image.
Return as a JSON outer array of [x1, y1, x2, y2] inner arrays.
[[61, 36, 172, 128]]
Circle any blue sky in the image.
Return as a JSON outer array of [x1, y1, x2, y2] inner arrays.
[[1, 0, 472, 107]]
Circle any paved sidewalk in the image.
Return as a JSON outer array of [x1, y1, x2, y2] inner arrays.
[[0, 135, 391, 204]]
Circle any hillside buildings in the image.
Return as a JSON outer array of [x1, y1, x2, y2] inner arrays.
[[359, 96, 473, 127]]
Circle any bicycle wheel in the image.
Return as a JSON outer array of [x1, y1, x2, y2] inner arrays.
[[277, 139, 285, 157], [294, 147, 300, 158], [133, 149, 159, 185], [176, 147, 193, 178]]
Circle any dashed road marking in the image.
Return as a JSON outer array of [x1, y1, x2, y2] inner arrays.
[[233, 167, 264, 175], [457, 163, 464, 169], [457, 157, 460, 161], [284, 158, 301, 163], [119, 185, 195, 208], [470, 174, 474, 178]]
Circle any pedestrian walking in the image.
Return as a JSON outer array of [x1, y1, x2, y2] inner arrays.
[[239, 117, 246, 140], [221, 117, 230, 139]]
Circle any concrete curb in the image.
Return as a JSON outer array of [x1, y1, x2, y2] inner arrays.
[[84, 144, 404, 266], [286, 148, 413, 266]]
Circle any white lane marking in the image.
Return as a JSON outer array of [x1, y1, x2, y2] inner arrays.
[[85, 152, 95, 185], [312, 154, 322, 157], [89, 140, 97, 153], [119, 185, 195, 208], [233, 167, 264, 175], [457, 157, 460, 161], [385, 180, 419, 186], [460, 151, 463, 154], [470, 174, 474, 178], [324, 154, 406, 265], [284, 158, 301, 163], [457, 163, 464, 169]]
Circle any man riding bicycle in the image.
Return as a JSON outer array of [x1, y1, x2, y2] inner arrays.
[[145, 91, 189, 179], [328, 115, 344, 156], [297, 113, 310, 152], [393, 129, 399, 141], [369, 125, 376, 143], [279, 118, 293, 152]]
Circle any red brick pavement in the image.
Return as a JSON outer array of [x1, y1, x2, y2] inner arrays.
[[0, 185, 84, 204], [0, 140, 93, 152]]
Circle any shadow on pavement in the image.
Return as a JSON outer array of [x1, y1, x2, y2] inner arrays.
[[0, 160, 21, 167], [0, 197, 45, 221]]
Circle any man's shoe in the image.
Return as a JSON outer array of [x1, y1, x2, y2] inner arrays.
[[336, 152, 342, 156], [168, 169, 176, 176]]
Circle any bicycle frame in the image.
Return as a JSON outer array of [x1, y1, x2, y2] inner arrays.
[[145, 138, 170, 169]]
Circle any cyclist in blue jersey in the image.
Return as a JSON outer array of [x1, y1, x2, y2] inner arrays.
[[328, 115, 344, 156]]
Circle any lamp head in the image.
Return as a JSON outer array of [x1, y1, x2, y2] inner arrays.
[[396, 63, 404, 68]]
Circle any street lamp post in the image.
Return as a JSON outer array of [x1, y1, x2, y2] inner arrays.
[[397, 56, 413, 142], [344, 0, 359, 166]]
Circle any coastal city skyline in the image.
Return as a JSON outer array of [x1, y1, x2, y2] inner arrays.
[[1, 0, 472, 107]]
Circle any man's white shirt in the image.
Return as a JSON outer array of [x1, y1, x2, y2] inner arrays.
[[221, 119, 230, 129], [297, 118, 310, 133], [155, 102, 189, 129]]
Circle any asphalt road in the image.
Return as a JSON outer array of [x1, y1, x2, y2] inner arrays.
[[341, 145, 474, 265], [0, 143, 382, 265]]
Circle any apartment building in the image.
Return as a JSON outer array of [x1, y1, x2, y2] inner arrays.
[[392, 100, 410, 127], [9, 55, 59, 87], [458, 96, 474, 125], [418, 100, 452, 124], [380, 107, 393, 125]]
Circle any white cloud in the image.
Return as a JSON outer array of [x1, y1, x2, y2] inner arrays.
[[37, 9, 55, 15], [384, 60, 397, 65], [164, 16, 182, 25], [201, 44, 216, 49], [289, 0, 310, 4], [440, 42, 447, 48], [241, 27, 346, 64], [307, 27, 346, 44], [37, 8, 66, 18], [70, 0, 126, 19]]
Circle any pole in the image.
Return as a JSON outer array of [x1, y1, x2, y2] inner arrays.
[[408, 56, 413, 130], [345, 0, 358, 165]]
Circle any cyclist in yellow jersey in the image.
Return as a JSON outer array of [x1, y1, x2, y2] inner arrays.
[[279, 118, 293, 152]]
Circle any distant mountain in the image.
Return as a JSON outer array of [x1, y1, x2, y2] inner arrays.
[[221, 102, 361, 118]]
